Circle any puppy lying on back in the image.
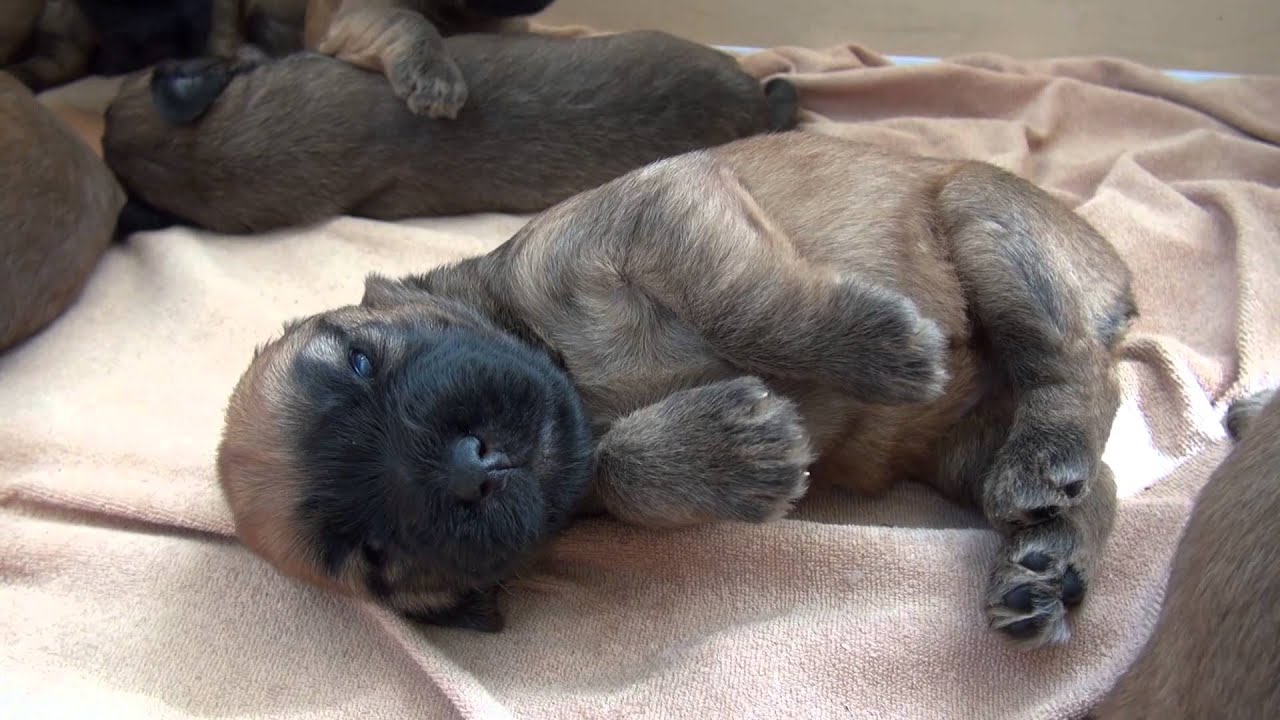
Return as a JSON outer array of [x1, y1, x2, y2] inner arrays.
[[1093, 387, 1280, 718], [103, 31, 798, 236], [0, 72, 124, 352], [216, 132, 1135, 645]]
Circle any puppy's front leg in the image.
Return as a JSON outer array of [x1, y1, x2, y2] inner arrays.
[[314, 0, 466, 117], [592, 377, 814, 528]]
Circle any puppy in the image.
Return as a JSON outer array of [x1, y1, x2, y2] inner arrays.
[[2, 0, 213, 92], [0, 72, 125, 352], [103, 31, 798, 236], [211, 0, 559, 117], [1092, 387, 1280, 718], [0, 0, 553, 95], [214, 132, 1135, 645]]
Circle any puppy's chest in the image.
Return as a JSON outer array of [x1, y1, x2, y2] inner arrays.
[[549, 287, 737, 425]]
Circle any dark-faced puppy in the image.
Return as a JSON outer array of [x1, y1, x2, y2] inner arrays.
[[0, 73, 125, 352], [216, 133, 1135, 646], [1092, 387, 1280, 719], [102, 31, 797, 236]]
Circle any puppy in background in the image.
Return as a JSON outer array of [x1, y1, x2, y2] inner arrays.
[[1093, 387, 1280, 718], [216, 132, 1135, 646], [0, 0, 554, 99], [0, 72, 124, 352], [103, 31, 798, 236], [212, 0, 559, 117]]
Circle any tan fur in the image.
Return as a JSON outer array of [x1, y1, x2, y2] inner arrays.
[[218, 133, 1135, 643], [1093, 387, 1280, 718], [0, 73, 124, 352]]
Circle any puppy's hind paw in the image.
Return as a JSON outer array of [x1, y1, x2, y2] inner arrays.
[[393, 57, 468, 119]]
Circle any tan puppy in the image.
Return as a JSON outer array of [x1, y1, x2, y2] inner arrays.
[[0, 73, 124, 352], [103, 31, 797, 236], [1093, 387, 1280, 718], [215, 132, 1135, 644]]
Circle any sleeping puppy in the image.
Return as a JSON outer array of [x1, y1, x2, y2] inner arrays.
[[1093, 387, 1280, 718], [211, 0, 559, 117], [102, 31, 798, 236], [0, 0, 553, 96], [215, 132, 1136, 647], [0, 72, 125, 352]]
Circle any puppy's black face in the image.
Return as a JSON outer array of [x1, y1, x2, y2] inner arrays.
[[281, 301, 591, 630]]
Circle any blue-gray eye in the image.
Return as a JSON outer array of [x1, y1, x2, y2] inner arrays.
[[350, 349, 374, 378]]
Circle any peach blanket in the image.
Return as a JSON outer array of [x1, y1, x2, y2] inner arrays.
[[2, 41, 1278, 719]]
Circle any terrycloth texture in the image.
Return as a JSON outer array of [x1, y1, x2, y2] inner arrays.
[[3, 42, 1279, 720]]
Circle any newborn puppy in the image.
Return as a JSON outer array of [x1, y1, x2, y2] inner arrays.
[[1, 0, 551, 95], [212, 0, 559, 117], [103, 31, 797, 236], [1093, 387, 1280, 719], [216, 132, 1135, 645], [0, 73, 125, 351]]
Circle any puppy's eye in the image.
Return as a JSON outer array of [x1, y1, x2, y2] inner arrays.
[[349, 349, 375, 379]]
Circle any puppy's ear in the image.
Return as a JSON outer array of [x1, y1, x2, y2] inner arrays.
[[405, 588, 505, 633], [149, 58, 234, 125], [462, 0, 557, 18], [361, 273, 431, 309]]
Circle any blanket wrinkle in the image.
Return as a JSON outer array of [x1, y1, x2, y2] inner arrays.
[[2, 31, 1278, 720]]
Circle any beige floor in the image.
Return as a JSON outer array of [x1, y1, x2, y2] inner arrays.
[[539, 0, 1279, 74]]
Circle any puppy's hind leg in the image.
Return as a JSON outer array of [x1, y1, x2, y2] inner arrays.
[[315, 1, 466, 118], [934, 163, 1135, 646]]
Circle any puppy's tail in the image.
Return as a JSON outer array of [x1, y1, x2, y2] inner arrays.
[[763, 77, 800, 132], [149, 57, 235, 125]]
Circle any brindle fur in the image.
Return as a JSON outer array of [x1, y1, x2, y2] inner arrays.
[[102, 31, 797, 235], [217, 133, 1135, 647], [1093, 387, 1280, 718], [0, 72, 125, 352]]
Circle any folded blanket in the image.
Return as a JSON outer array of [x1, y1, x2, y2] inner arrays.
[[2, 39, 1278, 720]]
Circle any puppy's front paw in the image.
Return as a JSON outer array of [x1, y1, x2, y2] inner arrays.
[[986, 521, 1089, 648], [597, 377, 814, 527], [832, 280, 950, 405], [390, 54, 468, 118], [699, 377, 814, 522]]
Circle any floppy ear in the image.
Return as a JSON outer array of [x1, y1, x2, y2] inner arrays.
[[361, 273, 432, 309], [405, 588, 505, 633], [149, 58, 234, 125]]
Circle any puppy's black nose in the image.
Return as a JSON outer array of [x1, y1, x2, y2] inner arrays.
[[447, 436, 510, 502]]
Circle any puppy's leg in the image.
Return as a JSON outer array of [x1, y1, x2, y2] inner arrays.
[[622, 168, 950, 406], [2, 0, 93, 92], [207, 0, 245, 57], [314, 0, 466, 118], [592, 377, 813, 528], [934, 163, 1135, 646]]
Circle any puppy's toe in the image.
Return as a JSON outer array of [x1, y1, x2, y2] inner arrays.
[[986, 523, 1088, 649], [983, 423, 1096, 531], [714, 379, 814, 522], [394, 59, 468, 118]]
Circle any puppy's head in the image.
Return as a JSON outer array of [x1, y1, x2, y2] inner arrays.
[[217, 275, 592, 631]]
